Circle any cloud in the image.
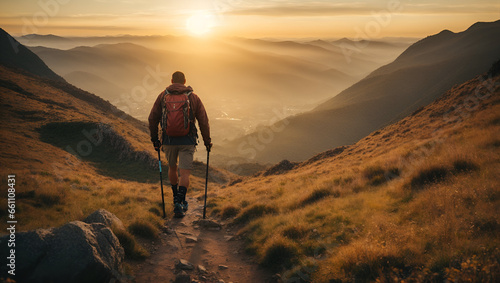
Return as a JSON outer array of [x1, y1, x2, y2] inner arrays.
[[224, 2, 500, 17], [225, 3, 374, 17]]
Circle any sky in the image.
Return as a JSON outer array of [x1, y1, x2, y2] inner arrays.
[[0, 0, 499, 38]]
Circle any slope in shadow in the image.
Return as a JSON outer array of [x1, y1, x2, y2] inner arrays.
[[38, 121, 162, 183]]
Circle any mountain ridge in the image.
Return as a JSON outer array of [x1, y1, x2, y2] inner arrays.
[[0, 28, 64, 81], [223, 20, 500, 163]]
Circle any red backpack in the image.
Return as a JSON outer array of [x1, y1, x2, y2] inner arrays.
[[161, 90, 193, 137]]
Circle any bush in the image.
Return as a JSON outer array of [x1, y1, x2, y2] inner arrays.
[[35, 192, 64, 207], [221, 205, 240, 219], [234, 204, 277, 224], [112, 228, 149, 260], [410, 166, 449, 190], [300, 188, 334, 206], [260, 237, 299, 270], [452, 159, 479, 173], [363, 166, 400, 186], [363, 166, 386, 186], [127, 220, 159, 239], [282, 225, 309, 240], [148, 206, 162, 217]]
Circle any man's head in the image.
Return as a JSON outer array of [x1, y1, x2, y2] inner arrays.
[[172, 71, 186, 84]]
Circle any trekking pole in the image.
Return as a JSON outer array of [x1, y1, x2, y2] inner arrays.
[[203, 147, 210, 219], [157, 150, 166, 218]]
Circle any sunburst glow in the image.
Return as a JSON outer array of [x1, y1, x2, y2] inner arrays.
[[186, 11, 216, 36]]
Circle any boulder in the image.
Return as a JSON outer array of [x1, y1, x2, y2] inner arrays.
[[0, 220, 124, 283], [84, 208, 125, 231]]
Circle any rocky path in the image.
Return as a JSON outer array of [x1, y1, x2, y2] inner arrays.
[[131, 196, 273, 282]]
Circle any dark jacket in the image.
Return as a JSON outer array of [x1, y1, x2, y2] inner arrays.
[[148, 83, 211, 146]]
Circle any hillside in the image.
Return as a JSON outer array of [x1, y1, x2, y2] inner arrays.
[[224, 20, 500, 163], [208, 62, 500, 281], [0, 31, 231, 233], [0, 28, 63, 81]]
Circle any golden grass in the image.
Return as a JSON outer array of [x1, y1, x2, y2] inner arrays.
[[0, 170, 170, 232], [208, 76, 500, 281]]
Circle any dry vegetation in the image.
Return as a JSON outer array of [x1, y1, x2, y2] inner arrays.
[[1, 47, 499, 281], [205, 71, 500, 281], [0, 64, 219, 262]]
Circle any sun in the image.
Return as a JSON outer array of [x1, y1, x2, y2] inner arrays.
[[186, 11, 216, 36]]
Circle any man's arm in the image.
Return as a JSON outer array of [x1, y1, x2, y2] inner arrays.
[[192, 93, 211, 146], [148, 92, 164, 141]]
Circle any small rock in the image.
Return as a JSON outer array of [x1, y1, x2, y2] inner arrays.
[[198, 264, 207, 273], [218, 265, 229, 270], [174, 271, 190, 283], [179, 231, 193, 236], [218, 280, 225, 283], [175, 259, 194, 270], [178, 222, 188, 227], [223, 236, 234, 241], [185, 236, 198, 243]]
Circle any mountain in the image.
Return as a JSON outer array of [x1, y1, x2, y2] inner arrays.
[[26, 36, 411, 153], [0, 28, 63, 81], [224, 20, 500, 163], [0, 29, 229, 183]]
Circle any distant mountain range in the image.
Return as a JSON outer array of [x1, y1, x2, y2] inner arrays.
[[0, 29, 228, 182], [25, 35, 410, 144], [224, 20, 500, 163]]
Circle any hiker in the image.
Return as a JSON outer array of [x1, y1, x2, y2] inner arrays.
[[149, 71, 212, 217]]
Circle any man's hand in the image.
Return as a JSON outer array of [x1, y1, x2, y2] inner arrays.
[[205, 142, 212, 153], [152, 139, 161, 152]]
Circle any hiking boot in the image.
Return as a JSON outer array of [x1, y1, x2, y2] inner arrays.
[[173, 203, 184, 218], [181, 200, 188, 212]]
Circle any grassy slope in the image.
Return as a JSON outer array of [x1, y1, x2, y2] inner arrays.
[[208, 67, 500, 281], [0, 65, 229, 234]]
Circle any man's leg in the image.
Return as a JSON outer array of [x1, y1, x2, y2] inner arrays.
[[163, 145, 183, 217], [169, 165, 179, 202], [177, 145, 195, 212], [179, 169, 190, 188]]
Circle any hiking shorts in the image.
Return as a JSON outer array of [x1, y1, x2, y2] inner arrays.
[[162, 145, 196, 170]]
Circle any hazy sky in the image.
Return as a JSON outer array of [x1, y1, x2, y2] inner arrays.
[[0, 0, 499, 38]]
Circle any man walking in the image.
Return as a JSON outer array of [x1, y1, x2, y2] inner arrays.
[[149, 71, 211, 217]]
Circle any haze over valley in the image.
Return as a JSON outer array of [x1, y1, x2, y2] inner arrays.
[[20, 34, 414, 146]]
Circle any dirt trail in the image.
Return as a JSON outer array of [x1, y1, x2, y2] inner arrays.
[[131, 196, 273, 282]]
